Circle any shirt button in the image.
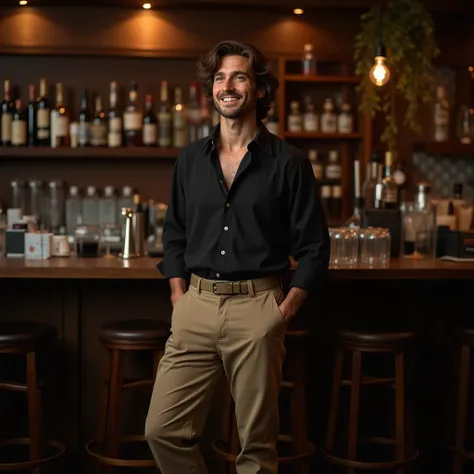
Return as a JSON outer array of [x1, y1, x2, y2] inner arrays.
[[224, 226, 229, 231], [216, 272, 221, 277], [221, 250, 226, 255], [225, 202, 230, 208]]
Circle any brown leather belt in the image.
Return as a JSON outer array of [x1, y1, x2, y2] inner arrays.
[[190, 273, 280, 295]]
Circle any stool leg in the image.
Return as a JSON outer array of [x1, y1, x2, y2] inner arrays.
[[105, 349, 124, 474], [394, 352, 406, 474], [26, 350, 43, 474], [347, 350, 362, 474], [324, 349, 344, 458], [96, 350, 112, 474], [288, 346, 310, 474], [453, 344, 470, 474]]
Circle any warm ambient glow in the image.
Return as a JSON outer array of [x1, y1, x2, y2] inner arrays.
[[369, 56, 391, 87], [293, 8, 304, 14], [19, 0, 28, 4], [142, 2, 151, 8]]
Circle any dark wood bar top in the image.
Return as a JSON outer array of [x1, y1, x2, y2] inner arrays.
[[0, 256, 473, 280]]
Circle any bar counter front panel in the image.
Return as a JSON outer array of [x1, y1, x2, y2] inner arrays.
[[0, 256, 473, 474]]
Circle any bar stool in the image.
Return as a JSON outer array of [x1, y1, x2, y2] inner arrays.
[[213, 329, 315, 474], [0, 321, 66, 471], [449, 326, 474, 474], [85, 318, 170, 471], [321, 329, 419, 473]]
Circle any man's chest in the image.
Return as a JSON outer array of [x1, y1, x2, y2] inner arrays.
[[218, 151, 246, 190]]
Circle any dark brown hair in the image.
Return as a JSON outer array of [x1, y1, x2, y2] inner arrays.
[[197, 40, 279, 122]]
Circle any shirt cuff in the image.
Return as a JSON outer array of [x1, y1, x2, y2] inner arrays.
[[156, 259, 188, 279]]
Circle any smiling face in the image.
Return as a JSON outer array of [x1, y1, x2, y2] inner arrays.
[[212, 54, 265, 120]]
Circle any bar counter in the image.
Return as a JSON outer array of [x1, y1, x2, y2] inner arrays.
[[1, 256, 474, 280], [0, 255, 473, 474]]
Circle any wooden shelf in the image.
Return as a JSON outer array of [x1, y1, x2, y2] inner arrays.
[[0, 147, 180, 160], [414, 142, 474, 155], [283, 132, 362, 140], [284, 74, 359, 84]]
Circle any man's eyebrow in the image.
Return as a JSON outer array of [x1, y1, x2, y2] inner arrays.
[[214, 70, 250, 77]]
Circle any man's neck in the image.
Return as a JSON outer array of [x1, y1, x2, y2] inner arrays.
[[218, 115, 259, 153]]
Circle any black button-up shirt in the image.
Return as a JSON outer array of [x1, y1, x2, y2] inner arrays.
[[157, 124, 330, 293]]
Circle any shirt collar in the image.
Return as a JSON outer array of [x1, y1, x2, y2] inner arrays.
[[200, 121, 276, 157]]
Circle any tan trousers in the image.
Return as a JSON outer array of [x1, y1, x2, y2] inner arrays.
[[145, 275, 286, 474]]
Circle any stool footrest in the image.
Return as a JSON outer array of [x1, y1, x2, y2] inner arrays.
[[0, 438, 65, 471], [213, 439, 315, 465], [321, 445, 419, 470], [86, 435, 157, 468]]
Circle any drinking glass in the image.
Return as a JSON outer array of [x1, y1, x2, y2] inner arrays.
[[359, 227, 391, 267], [402, 202, 436, 259], [329, 227, 358, 267], [100, 223, 121, 259]]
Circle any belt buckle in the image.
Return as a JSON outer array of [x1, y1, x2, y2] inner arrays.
[[213, 281, 234, 295]]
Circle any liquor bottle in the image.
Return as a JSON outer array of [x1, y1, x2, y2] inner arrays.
[[123, 81, 143, 147], [187, 82, 201, 143], [287, 101, 302, 132], [325, 150, 342, 180], [50, 83, 69, 148], [157, 80, 172, 148], [302, 43, 317, 76], [143, 94, 158, 146], [331, 185, 343, 221], [320, 98, 337, 134], [337, 103, 353, 134], [172, 87, 187, 148], [362, 151, 381, 210], [199, 91, 212, 139], [90, 96, 107, 147], [108, 81, 122, 148], [381, 151, 398, 209], [308, 149, 323, 180], [27, 84, 37, 147], [11, 99, 27, 147], [1, 79, 14, 146], [264, 102, 279, 135], [36, 78, 51, 146], [346, 159, 362, 228], [302, 96, 318, 132], [78, 89, 90, 147]]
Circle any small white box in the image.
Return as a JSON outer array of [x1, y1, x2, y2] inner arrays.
[[25, 233, 54, 260]]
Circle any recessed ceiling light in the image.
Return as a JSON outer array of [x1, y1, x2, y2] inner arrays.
[[142, 2, 151, 8], [19, 0, 28, 5], [293, 8, 304, 14]]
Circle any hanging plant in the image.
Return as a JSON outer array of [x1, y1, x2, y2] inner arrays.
[[354, 0, 440, 159]]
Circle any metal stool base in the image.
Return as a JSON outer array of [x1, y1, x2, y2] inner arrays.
[[0, 437, 65, 471]]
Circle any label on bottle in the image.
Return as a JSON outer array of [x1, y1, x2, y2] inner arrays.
[[124, 111, 142, 131], [382, 188, 397, 204], [11, 120, 26, 145], [79, 122, 90, 146], [108, 117, 122, 147], [90, 122, 107, 146], [173, 129, 187, 148], [37, 109, 50, 129], [325, 164, 342, 180], [56, 116, 69, 137], [303, 114, 318, 132], [158, 112, 171, 147], [143, 123, 158, 145], [1, 113, 12, 142], [187, 109, 201, 126], [338, 114, 353, 133], [287, 115, 302, 132], [321, 114, 337, 133], [109, 116, 122, 133]]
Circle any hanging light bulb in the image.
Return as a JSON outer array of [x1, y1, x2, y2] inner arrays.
[[369, 45, 390, 87]]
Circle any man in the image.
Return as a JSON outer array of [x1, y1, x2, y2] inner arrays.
[[145, 40, 330, 474]]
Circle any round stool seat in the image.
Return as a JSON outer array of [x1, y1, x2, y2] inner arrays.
[[99, 319, 170, 345], [0, 321, 57, 350], [339, 330, 414, 348]]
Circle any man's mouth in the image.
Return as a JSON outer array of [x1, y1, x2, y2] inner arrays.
[[220, 96, 240, 103]]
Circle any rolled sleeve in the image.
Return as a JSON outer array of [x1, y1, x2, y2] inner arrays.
[[157, 151, 188, 279], [288, 155, 330, 293]]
